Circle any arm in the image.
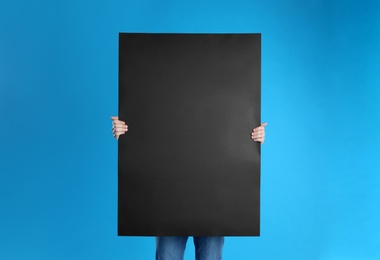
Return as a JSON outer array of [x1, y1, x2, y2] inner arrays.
[[111, 116, 128, 140]]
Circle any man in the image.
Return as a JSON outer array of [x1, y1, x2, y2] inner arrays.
[[111, 116, 267, 260]]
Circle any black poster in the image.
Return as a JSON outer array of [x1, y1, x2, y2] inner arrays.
[[118, 33, 261, 236]]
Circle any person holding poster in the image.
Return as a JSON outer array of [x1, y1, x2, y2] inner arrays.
[[111, 116, 267, 260]]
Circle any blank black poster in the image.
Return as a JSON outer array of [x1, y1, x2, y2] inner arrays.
[[118, 33, 261, 236]]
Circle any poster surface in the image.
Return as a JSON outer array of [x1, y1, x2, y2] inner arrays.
[[118, 33, 261, 236]]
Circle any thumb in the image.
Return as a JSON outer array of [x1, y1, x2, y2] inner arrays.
[[111, 116, 119, 121], [261, 122, 268, 127]]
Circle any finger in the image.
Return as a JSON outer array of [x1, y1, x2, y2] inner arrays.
[[252, 127, 260, 132], [117, 125, 128, 131], [111, 116, 125, 125], [252, 129, 265, 134], [112, 122, 128, 128], [114, 125, 126, 132], [116, 130, 127, 138], [252, 126, 265, 132], [113, 123, 127, 130], [113, 120, 125, 125], [252, 137, 265, 143], [251, 130, 265, 136], [252, 122, 267, 132], [115, 132, 125, 138], [251, 134, 265, 139], [252, 129, 264, 135], [251, 129, 265, 136], [114, 131, 126, 139], [114, 127, 127, 133], [113, 126, 127, 133], [257, 138, 265, 143]]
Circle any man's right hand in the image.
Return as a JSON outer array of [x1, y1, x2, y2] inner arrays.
[[111, 116, 128, 140]]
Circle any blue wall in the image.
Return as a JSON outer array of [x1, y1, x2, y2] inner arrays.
[[1, 0, 379, 259]]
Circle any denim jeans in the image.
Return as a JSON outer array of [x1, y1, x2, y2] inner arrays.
[[156, 236, 224, 260]]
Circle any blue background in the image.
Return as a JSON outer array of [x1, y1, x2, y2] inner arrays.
[[1, 0, 379, 259]]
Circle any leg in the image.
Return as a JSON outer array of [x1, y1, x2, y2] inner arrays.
[[193, 236, 224, 260], [156, 236, 188, 260]]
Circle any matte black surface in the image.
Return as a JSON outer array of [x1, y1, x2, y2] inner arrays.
[[118, 33, 261, 236]]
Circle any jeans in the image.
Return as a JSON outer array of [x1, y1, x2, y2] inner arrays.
[[156, 236, 224, 260]]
